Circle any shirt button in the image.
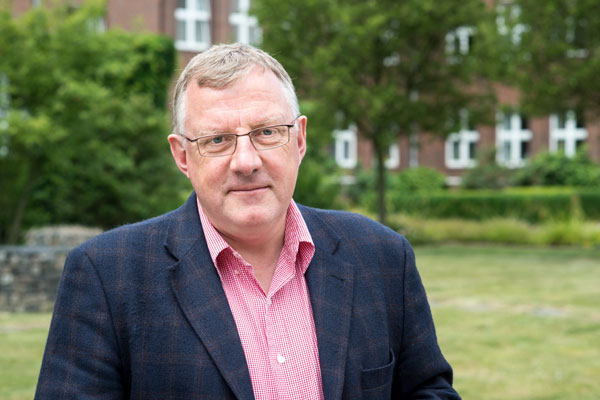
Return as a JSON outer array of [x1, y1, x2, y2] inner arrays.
[[276, 354, 285, 364], [266, 298, 272, 306], [234, 269, 240, 275]]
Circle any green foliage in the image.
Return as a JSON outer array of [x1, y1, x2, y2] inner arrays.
[[293, 99, 342, 209], [512, 147, 600, 187], [345, 166, 446, 212], [253, 0, 496, 223], [461, 148, 514, 189], [343, 165, 376, 209], [294, 157, 342, 210], [515, 0, 600, 115], [0, 2, 185, 243], [389, 166, 446, 194], [390, 188, 600, 223], [388, 214, 600, 247]]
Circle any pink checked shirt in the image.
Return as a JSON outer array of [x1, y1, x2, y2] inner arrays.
[[198, 200, 324, 400]]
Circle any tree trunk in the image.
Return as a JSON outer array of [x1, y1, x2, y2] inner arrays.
[[7, 177, 35, 244]]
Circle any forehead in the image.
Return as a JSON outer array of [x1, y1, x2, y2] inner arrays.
[[184, 67, 291, 132]]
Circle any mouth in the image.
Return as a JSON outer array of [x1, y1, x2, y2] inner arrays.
[[228, 185, 269, 194]]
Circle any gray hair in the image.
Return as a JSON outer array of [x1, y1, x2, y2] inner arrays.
[[172, 43, 299, 136]]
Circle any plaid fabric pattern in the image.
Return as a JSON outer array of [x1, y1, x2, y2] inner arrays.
[[198, 200, 323, 400], [35, 192, 460, 399]]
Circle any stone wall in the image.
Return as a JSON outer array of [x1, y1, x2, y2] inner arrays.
[[0, 245, 70, 312], [0, 226, 101, 312]]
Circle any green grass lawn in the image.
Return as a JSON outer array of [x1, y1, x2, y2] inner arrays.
[[416, 245, 600, 400], [0, 245, 598, 399], [0, 313, 51, 400]]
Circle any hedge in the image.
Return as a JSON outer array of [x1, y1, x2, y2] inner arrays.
[[390, 189, 600, 223]]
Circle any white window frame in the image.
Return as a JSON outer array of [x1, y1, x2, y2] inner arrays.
[[446, 26, 474, 56], [496, 2, 527, 45], [229, 0, 261, 45], [409, 128, 419, 167], [565, 17, 589, 58], [175, 0, 211, 52], [334, 127, 357, 169], [549, 111, 587, 157], [496, 112, 533, 168], [445, 111, 479, 169], [385, 143, 400, 169]]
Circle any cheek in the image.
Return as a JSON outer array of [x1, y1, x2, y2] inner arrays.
[[189, 158, 225, 190], [270, 153, 300, 188]]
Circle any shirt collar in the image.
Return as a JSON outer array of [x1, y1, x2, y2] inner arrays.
[[197, 198, 314, 273]]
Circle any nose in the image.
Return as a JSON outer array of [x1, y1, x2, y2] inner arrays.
[[230, 134, 262, 176]]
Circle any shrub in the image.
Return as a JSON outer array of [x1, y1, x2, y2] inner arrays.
[[387, 214, 600, 247], [346, 166, 447, 212], [389, 166, 446, 194], [461, 148, 514, 189], [294, 156, 342, 209], [390, 189, 600, 223], [512, 148, 600, 187]]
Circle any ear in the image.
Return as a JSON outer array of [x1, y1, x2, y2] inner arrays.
[[168, 134, 191, 178], [295, 115, 308, 163]]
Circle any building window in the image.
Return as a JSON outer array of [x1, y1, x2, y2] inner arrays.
[[549, 111, 587, 157], [496, 112, 532, 168], [175, 0, 211, 52], [445, 111, 479, 169], [496, 1, 527, 45], [334, 127, 357, 169], [385, 144, 400, 170], [229, 0, 261, 45], [446, 26, 475, 56]]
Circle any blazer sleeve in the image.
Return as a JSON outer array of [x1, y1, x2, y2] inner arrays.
[[395, 239, 461, 399], [35, 246, 126, 399]]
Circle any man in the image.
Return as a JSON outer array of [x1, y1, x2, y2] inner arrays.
[[36, 43, 460, 399]]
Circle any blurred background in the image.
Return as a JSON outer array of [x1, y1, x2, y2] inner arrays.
[[0, 0, 598, 399]]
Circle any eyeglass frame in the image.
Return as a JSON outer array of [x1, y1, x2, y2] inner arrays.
[[180, 116, 301, 157]]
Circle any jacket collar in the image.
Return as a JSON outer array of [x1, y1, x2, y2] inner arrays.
[[165, 192, 254, 400], [300, 206, 355, 400]]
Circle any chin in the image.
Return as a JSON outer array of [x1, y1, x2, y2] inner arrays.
[[235, 207, 280, 228]]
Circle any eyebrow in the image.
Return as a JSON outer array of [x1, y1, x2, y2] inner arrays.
[[196, 116, 288, 136]]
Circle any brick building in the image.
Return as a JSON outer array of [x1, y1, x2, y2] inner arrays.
[[331, 1, 600, 184], [11, 0, 260, 66], [10, 0, 600, 184]]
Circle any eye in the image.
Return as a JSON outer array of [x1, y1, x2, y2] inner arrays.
[[199, 135, 230, 147], [260, 128, 274, 136]]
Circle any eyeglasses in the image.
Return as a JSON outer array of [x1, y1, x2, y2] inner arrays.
[[182, 117, 299, 157]]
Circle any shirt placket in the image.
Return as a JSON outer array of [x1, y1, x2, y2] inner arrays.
[[264, 256, 297, 400]]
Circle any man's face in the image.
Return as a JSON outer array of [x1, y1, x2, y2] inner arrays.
[[168, 67, 307, 243]]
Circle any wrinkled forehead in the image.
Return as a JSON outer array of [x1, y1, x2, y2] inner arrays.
[[183, 68, 293, 132], [191, 65, 296, 109]]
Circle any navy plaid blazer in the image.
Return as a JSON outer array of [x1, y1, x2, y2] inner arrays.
[[36, 193, 460, 399]]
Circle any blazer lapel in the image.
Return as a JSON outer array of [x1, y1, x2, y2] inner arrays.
[[302, 208, 355, 400], [165, 193, 254, 400]]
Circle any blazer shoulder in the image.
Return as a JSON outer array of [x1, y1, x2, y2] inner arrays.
[[73, 205, 183, 256]]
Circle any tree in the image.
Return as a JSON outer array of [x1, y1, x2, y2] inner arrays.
[[293, 100, 342, 210], [0, 1, 186, 243], [253, 0, 494, 223], [514, 0, 600, 118]]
